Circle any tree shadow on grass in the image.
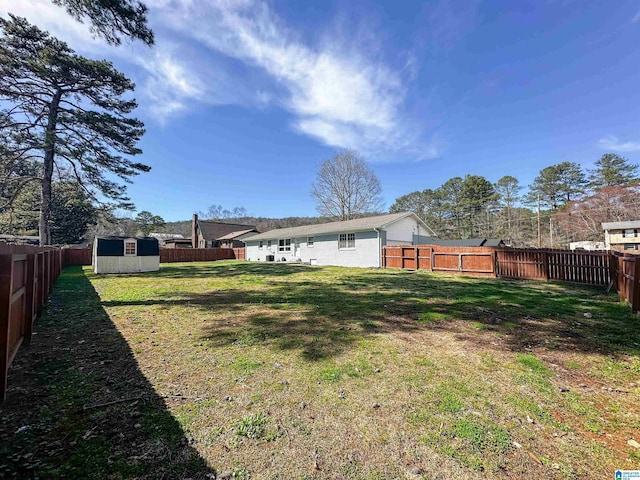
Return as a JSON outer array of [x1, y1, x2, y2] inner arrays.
[[0, 266, 214, 479], [343, 270, 640, 356], [93, 262, 640, 363], [155, 261, 319, 279], [195, 269, 640, 359]]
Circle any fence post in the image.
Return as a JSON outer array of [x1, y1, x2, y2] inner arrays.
[[37, 253, 45, 315], [633, 256, 640, 313], [0, 254, 14, 401], [491, 249, 497, 277], [542, 251, 549, 281], [24, 254, 36, 345], [609, 253, 617, 292], [618, 255, 625, 302], [415, 246, 419, 270]]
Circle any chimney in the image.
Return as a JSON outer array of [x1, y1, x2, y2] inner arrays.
[[192, 213, 198, 248]]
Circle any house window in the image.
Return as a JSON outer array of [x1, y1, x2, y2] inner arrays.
[[267, 240, 272, 248], [338, 233, 355, 249], [124, 240, 137, 256], [259, 241, 264, 249], [307, 236, 314, 247], [623, 243, 638, 250], [623, 229, 638, 238], [278, 239, 291, 252]]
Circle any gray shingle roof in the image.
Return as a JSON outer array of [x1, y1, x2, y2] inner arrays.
[[602, 220, 640, 230], [217, 228, 257, 240], [245, 212, 434, 241], [197, 220, 258, 240]]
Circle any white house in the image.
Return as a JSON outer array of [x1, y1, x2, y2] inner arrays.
[[243, 212, 436, 268]]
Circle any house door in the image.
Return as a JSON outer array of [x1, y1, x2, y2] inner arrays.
[[293, 238, 300, 257]]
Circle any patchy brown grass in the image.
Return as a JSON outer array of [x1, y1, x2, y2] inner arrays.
[[2, 261, 639, 479]]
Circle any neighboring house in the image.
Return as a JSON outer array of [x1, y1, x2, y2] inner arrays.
[[243, 212, 436, 268], [602, 220, 640, 252], [0, 234, 39, 245], [93, 236, 160, 274], [150, 232, 185, 246], [164, 238, 193, 249], [191, 214, 258, 248], [427, 238, 506, 248], [569, 240, 606, 251]]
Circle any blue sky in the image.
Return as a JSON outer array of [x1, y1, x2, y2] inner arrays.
[[2, 0, 640, 221]]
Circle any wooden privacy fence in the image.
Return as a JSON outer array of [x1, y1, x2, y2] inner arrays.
[[159, 247, 245, 263], [496, 248, 610, 286], [0, 243, 63, 401], [63, 247, 92, 266], [383, 245, 498, 276], [383, 245, 611, 287], [610, 253, 640, 313], [60, 247, 247, 266]]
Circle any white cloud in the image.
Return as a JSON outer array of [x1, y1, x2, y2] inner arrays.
[[0, 0, 105, 50], [152, 0, 426, 156], [133, 48, 207, 120], [598, 135, 640, 152], [632, 9, 640, 23], [2, 0, 436, 157]]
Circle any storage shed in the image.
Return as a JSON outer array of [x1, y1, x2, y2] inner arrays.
[[93, 236, 160, 274]]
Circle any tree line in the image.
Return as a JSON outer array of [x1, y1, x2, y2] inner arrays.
[[390, 154, 640, 247]]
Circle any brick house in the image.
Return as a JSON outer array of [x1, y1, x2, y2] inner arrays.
[[191, 214, 258, 248]]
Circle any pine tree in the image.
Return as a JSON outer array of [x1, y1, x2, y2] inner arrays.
[[0, 16, 149, 244], [52, 0, 154, 45], [589, 153, 639, 189]]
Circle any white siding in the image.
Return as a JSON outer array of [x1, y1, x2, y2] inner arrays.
[[246, 230, 381, 267], [384, 216, 422, 245], [94, 256, 159, 274]]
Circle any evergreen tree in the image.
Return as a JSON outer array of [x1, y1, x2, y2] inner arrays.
[[134, 210, 165, 236], [589, 153, 639, 190], [0, 180, 97, 243], [389, 189, 446, 236], [526, 162, 586, 209], [495, 176, 522, 242], [460, 175, 497, 237], [0, 16, 149, 244], [437, 177, 466, 238], [52, 0, 153, 45]]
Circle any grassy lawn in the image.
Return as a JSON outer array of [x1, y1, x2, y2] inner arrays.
[[2, 261, 640, 479]]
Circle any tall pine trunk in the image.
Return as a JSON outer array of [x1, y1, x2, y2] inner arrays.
[[39, 89, 62, 245]]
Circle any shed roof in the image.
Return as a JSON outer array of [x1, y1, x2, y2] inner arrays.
[[602, 220, 640, 230], [95, 236, 158, 241], [483, 238, 505, 247], [245, 212, 435, 241], [197, 220, 258, 241], [428, 238, 487, 247]]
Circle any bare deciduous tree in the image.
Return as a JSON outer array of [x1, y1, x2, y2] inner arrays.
[[311, 149, 383, 220]]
